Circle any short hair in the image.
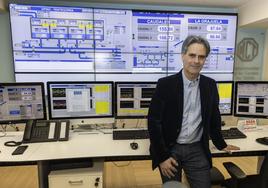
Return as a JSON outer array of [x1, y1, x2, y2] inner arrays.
[[181, 35, 210, 57]]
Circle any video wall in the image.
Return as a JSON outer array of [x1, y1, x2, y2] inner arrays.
[[9, 4, 237, 82]]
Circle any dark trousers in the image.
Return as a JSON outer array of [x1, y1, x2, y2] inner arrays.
[[159, 142, 211, 188]]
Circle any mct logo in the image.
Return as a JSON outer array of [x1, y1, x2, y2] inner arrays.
[[236, 38, 258, 62]]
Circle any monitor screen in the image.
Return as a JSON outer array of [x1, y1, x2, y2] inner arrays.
[[0, 83, 46, 124], [216, 81, 233, 115], [234, 81, 268, 118], [10, 3, 237, 83], [115, 82, 157, 118], [47, 82, 114, 123]]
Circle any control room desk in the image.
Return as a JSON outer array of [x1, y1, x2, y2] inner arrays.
[[1, 127, 268, 188]]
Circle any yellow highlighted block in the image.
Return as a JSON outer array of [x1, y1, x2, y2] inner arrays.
[[86, 24, 93, 29], [95, 85, 109, 92], [218, 83, 232, 98], [42, 23, 49, 27], [79, 24, 85, 29], [96, 101, 109, 114], [50, 23, 57, 27]]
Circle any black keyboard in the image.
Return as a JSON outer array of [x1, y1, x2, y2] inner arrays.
[[113, 129, 149, 140], [221, 128, 247, 139]]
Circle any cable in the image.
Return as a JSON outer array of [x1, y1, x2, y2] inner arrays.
[[4, 141, 22, 147]]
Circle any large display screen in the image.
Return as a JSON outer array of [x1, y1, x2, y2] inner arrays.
[[234, 81, 268, 118], [10, 4, 237, 82], [115, 82, 157, 118], [47, 82, 114, 120], [216, 81, 233, 115], [0, 83, 46, 124]]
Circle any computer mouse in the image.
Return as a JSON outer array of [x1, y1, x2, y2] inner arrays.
[[130, 142, 138, 150], [256, 137, 268, 145]]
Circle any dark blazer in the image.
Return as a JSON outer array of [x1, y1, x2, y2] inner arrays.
[[148, 70, 227, 169]]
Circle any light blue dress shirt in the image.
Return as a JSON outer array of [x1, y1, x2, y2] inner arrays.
[[177, 70, 203, 144]]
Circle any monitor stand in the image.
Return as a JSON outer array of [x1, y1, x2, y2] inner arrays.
[[73, 124, 97, 132]]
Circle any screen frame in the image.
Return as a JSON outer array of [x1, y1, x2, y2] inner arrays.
[[234, 81, 268, 119], [216, 80, 234, 116], [115, 81, 157, 119], [0, 82, 47, 124], [47, 81, 114, 120]]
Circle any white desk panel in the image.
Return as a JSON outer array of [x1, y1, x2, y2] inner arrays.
[[0, 132, 41, 162], [30, 132, 150, 161]]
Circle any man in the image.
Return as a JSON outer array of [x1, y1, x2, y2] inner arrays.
[[148, 35, 239, 188]]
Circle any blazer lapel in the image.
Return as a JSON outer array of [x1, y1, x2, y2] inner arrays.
[[174, 71, 184, 125], [199, 76, 208, 122]]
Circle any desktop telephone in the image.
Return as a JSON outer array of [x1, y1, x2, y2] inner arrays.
[[22, 120, 70, 143]]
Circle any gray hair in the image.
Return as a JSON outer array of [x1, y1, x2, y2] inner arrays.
[[181, 35, 210, 57]]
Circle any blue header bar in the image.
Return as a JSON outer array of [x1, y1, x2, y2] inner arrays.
[[188, 18, 228, 24]]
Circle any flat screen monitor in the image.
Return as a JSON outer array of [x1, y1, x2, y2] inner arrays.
[[10, 3, 237, 83], [234, 81, 268, 118], [47, 82, 114, 125], [115, 82, 157, 118], [216, 81, 234, 115], [0, 82, 46, 124]]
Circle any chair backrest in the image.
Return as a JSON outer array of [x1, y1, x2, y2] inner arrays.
[[259, 153, 268, 188]]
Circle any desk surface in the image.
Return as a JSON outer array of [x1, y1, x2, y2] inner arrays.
[[1, 127, 268, 162]]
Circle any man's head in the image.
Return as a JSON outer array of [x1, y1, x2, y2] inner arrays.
[[181, 35, 210, 80]]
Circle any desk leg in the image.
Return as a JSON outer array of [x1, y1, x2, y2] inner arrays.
[[37, 161, 49, 188]]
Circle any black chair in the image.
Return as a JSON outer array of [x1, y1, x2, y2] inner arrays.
[[211, 166, 225, 186], [222, 153, 268, 188]]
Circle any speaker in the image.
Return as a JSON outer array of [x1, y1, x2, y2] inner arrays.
[[0, 0, 7, 13]]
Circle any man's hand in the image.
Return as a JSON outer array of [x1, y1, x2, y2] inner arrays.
[[159, 157, 178, 178], [222, 144, 240, 154]]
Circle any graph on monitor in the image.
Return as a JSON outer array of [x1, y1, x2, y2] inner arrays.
[[0, 82, 46, 124], [47, 82, 114, 126], [115, 82, 157, 118], [234, 81, 268, 118]]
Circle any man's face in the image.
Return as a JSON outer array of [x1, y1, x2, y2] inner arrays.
[[182, 43, 207, 78]]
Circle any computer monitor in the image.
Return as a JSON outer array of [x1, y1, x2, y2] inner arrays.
[[216, 81, 234, 115], [0, 82, 46, 124], [115, 82, 157, 118], [234, 81, 268, 118], [47, 82, 114, 125]]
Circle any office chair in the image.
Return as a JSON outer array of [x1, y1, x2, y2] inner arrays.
[[168, 166, 225, 188], [210, 166, 225, 186], [222, 153, 268, 188]]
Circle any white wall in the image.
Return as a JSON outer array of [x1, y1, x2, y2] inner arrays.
[[238, 0, 268, 27]]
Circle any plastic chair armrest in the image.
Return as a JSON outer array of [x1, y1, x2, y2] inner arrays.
[[223, 162, 247, 180]]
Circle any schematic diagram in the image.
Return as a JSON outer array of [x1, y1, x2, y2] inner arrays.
[[132, 12, 182, 72], [10, 5, 132, 72]]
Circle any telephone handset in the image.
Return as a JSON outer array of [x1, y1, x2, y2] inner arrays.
[[23, 120, 70, 143]]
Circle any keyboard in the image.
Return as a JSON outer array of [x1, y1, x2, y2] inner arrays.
[[221, 128, 247, 139], [113, 129, 149, 140]]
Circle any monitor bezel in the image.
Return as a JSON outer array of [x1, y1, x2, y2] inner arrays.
[[115, 81, 157, 119], [0, 82, 47, 124], [234, 81, 268, 118], [216, 80, 234, 116], [47, 81, 114, 120]]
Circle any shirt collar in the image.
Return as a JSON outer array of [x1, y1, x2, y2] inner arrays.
[[182, 69, 200, 87]]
